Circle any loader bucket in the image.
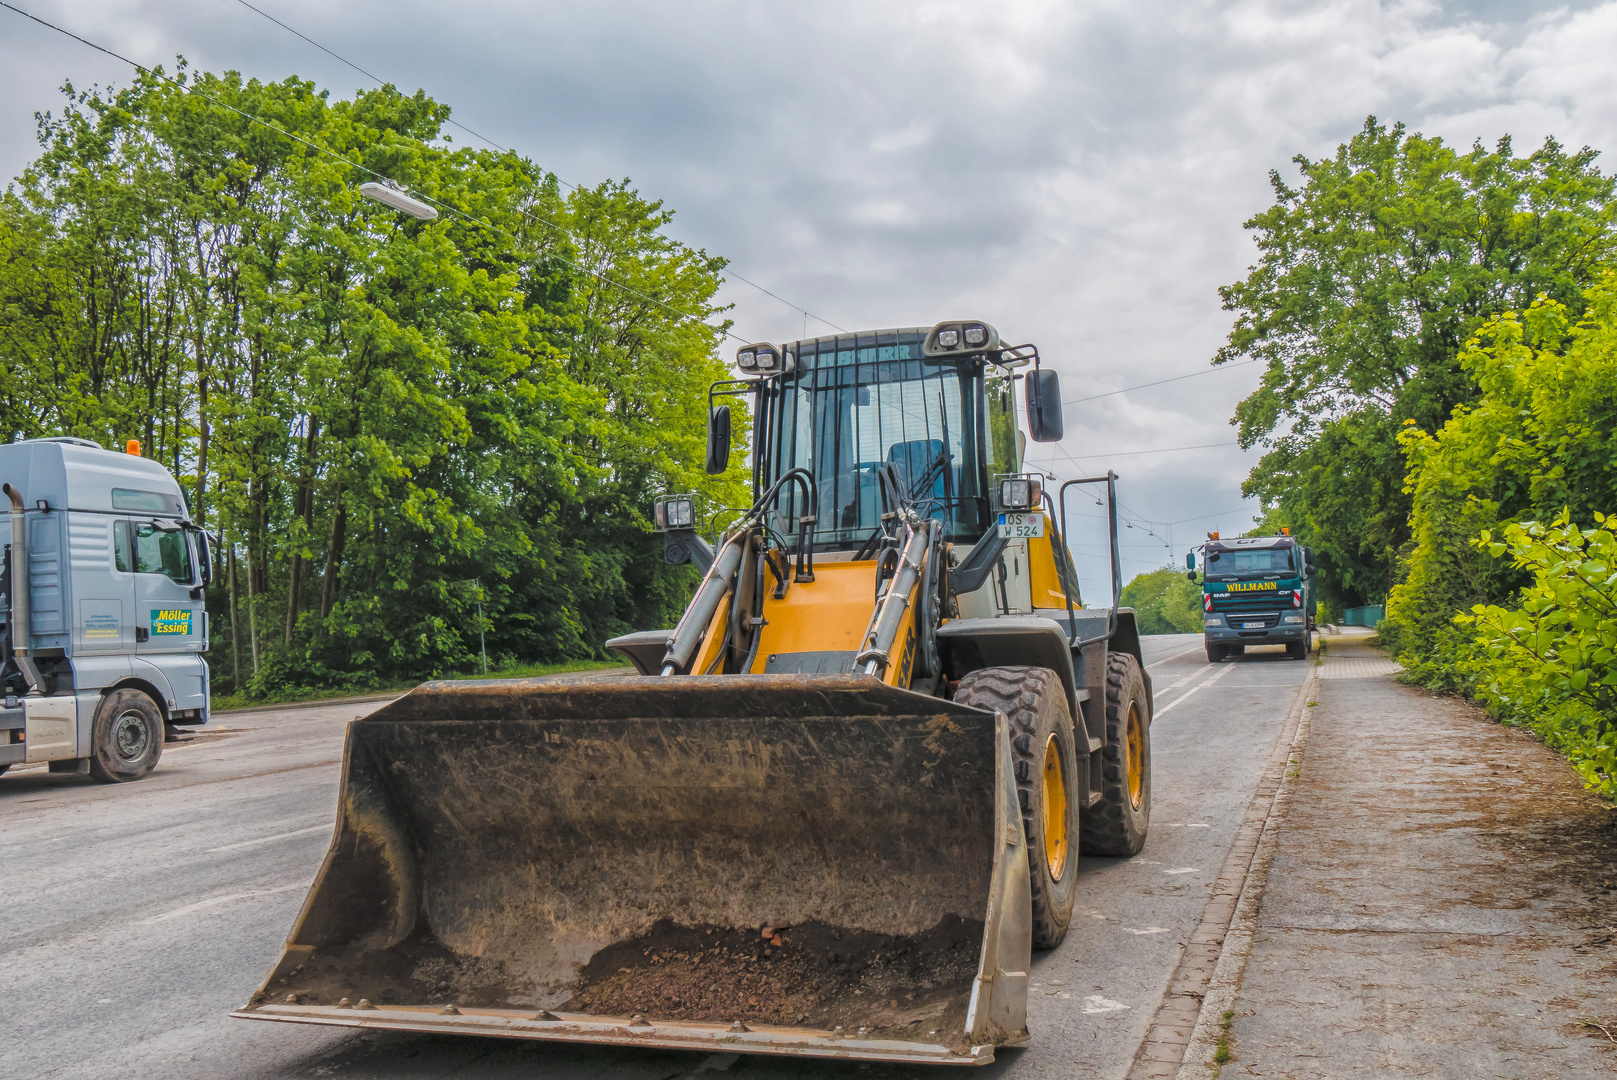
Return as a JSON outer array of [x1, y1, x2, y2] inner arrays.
[[233, 675, 1032, 1066]]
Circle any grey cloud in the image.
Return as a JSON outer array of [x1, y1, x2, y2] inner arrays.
[[2, 0, 1614, 582]]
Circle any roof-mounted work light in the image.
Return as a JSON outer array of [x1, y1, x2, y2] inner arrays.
[[922, 320, 1001, 357], [358, 179, 439, 221], [735, 343, 793, 376]]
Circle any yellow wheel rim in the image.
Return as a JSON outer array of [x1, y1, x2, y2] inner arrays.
[[1041, 735, 1070, 882], [1126, 703, 1145, 811]]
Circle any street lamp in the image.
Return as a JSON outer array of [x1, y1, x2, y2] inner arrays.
[[358, 178, 438, 220]]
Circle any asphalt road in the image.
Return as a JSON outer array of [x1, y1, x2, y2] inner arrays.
[[0, 635, 1310, 1080]]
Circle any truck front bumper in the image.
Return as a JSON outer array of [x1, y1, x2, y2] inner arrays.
[[1203, 621, 1308, 645]]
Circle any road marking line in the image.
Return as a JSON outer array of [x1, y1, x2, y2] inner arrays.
[[1082, 995, 1130, 1014], [1146, 643, 1204, 670], [1165, 867, 1201, 875], [1153, 663, 1234, 717], [208, 825, 329, 853], [1123, 927, 1171, 935], [140, 883, 304, 924]]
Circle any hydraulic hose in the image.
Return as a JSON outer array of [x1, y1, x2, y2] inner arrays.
[[659, 534, 745, 676]]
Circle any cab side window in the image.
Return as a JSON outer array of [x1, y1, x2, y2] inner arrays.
[[123, 522, 193, 583], [114, 522, 133, 573], [985, 371, 1019, 477]]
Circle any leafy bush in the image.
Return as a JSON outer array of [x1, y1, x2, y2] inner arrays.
[[1458, 517, 1617, 797]]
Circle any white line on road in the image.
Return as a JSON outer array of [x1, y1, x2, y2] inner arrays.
[[139, 883, 305, 924], [1146, 643, 1204, 670], [208, 825, 329, 853], [1153, 663, 1235, 717]]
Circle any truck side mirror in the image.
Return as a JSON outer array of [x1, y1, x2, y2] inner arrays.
[[1186, 551, 1196, 570], [705, 405, 731, 475], [193, 528, 213, 588], [1024, 369, 1064, 443]]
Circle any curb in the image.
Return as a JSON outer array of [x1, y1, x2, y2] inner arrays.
[[212, 693, 402, 716], [1125, 646, 1321, 1079]]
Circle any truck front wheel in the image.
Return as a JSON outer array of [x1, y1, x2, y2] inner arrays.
[[88, 689, 164, 782], [1205, 642, 1223, 663]]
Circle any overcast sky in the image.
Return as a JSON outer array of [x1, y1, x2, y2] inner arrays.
[[3, 0, 1615, 587]]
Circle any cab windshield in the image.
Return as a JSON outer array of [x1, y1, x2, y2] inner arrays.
[[755, 330, 989, 550], [1207, 545, 1296, 579]]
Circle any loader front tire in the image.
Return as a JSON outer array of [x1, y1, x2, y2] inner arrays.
[[87, 689, 163, 783], [1080, 652, 1151, 857], [953, 665, 1078, 949]]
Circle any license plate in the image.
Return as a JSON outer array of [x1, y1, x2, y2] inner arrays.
[[997, 512, 1044, 539], [1242, 622, 1265, 629]]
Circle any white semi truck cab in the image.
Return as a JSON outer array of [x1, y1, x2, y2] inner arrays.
[[0, 437, 212, 782]]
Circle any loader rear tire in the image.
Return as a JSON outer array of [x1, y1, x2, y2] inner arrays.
[[87, 689, 163, 783], [954, 665, 1078, 949], [1080, 653, 1151, 857]]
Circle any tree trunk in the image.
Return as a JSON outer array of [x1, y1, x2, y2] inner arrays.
[[284, 418, 319, 646], [320, 489, 347, 619], [228, 539, 243, 689]]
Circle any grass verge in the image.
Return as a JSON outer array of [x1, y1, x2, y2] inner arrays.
[[209, 659, 625, 713]]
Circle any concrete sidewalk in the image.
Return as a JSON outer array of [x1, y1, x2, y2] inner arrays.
[[1201, 632, 1617, 1078]]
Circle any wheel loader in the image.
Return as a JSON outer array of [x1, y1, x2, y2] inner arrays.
[[233, 321, 1155, 1066]]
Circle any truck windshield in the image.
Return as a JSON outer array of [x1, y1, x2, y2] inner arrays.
[[756, 331, 987, 549], [1207, 546, 1296, 578]]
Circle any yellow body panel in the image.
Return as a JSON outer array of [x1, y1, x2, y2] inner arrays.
[[1027, 525, 1072, 608], [747, 561, 879, 670]]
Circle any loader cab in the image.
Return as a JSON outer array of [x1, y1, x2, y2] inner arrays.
[[747, 328, 1012, 553]]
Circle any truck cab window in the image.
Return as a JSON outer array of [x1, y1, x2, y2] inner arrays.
[[126, 522, 193, 583], [114, 522, 133, 574]]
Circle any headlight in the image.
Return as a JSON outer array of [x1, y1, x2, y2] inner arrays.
[[1000, 478, 1030, 510], [1283, 614, 1303, 624], [937, 329, 960, 349], [1204, 615, 1223, 626], [653, 495, 695, 532], [736, 349, 758, 371], [964, 324, 988, 346]]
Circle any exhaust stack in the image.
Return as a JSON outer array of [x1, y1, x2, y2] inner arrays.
[[2, 483, 41, 694]]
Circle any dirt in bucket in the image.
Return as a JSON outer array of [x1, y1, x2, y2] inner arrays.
[[561, 915, 984, 1048], [260, 927, 534, 1010]]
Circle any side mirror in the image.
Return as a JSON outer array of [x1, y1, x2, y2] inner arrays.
[[705, 405, 732, 475], [193, 528, 213, 587], [1185, 571, 1196, 582], [1024, 370, 1064, 443], [1186, 551, 1196, 570]]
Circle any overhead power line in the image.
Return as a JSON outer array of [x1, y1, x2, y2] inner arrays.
[[1029, 441, 1239, 463], [230, 0, 846, 335], [0, 0, 754, 345], [1062, 358, 1261, 407]]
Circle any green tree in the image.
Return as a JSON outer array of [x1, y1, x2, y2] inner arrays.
[[1120, 566, 1204, 634], [1216, 118, 1617, 613], [0, 65, 749, 694]]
